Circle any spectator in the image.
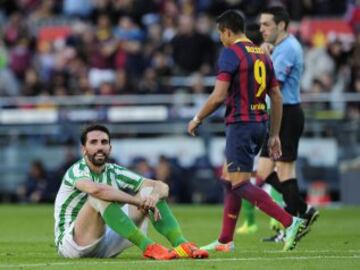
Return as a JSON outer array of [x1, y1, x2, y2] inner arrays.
[[149, 50, 172, 77], [16, 160, 52, 203], [9, 38, 32, 79], [131, 157, 155, 179], [63, 0, 94, 18], [170, 14, 215, 75], [138, 67, 164, 94], [155, 155, 185, 203], [22, 68, 42, 96], [302, 40, 336, 91], [0, 41, 20, 96], [3, 12, 28, 46], [88, 14, 118, 88], [114, 69, 134, 94], [98, 81, 116, 96]]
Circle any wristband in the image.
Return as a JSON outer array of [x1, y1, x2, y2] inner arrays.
[[192, 115, 202, 124]]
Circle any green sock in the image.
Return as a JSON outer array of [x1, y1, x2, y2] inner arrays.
[[270, 187, 285, 207], [149, 200, 187, 247], [242, 199, 256, 225], [102, 203, 154, 251]]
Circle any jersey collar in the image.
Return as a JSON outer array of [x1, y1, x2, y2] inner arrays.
[[233, 37, 251, 44]]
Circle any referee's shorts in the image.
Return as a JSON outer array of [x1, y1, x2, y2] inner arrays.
[[260, 104, 304, 162]]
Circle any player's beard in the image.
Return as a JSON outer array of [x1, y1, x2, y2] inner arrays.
[[87, 151, 108, 167]]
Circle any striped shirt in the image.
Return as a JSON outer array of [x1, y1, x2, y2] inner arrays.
[[217, 38, 278, 124], [54, 158, 144, 247]]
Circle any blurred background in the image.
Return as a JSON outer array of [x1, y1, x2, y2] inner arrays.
[[0, 0, 359, 206]]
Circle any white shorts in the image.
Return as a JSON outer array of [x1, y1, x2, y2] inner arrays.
[[58, 204, 148, 258]]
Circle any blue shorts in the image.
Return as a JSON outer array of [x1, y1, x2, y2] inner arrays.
[[225, 121, 267, 173]]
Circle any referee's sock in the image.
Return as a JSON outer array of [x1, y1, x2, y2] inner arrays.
[[265, 171, 283, 193], [281, 179, 307, 216]]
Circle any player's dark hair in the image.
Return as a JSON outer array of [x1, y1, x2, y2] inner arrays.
[[80, 124, 111, 145], [216, 9, 245, 34], [262, 6, 290, 30], [246, 22, 263, 46]]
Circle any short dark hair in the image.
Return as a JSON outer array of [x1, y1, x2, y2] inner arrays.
[[216, 9, 245, 34], [262, 6, 290, 30], [80, 124, 111, 146], [246, 23, 263, 46]]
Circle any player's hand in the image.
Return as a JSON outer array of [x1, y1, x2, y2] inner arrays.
[[138, 194, 162, 221], [137, 205, 162, 221], [268, 135, 282, 160], [140, 193, 160, 211], [187, 119, 201, 136], [151, 207, 161, 222], [261, 42, 274, 55]]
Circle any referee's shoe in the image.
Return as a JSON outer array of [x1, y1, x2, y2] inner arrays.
[[296, 206, 319, 240]]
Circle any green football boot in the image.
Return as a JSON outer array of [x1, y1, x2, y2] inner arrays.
[[283, 217, 306, 251]]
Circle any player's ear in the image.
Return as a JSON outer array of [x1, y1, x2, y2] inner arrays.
[[81, 145, 86, 156], [278, 21, 286, 31], [226, 28, 231, 38]]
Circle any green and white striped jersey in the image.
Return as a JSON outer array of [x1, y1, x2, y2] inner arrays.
[[54, 158, 144, 247]]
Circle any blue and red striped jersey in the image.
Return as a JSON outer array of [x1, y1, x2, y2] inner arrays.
[[217, 39, 278, 124]]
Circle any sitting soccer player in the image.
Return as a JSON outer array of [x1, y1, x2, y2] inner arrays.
[[54, 124, 208, 260]]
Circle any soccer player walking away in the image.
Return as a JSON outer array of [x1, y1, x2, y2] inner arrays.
[[54, 124, 208, 260], [237, 6, 319, 242], [188, 9, 307, 252]]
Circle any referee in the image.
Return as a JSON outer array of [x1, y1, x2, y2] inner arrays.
[[257, 6, 319, 241]]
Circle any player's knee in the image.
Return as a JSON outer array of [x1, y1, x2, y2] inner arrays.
[[139, 185, 153, 197], [276, 162, 295, 180], [151, 181, 169, 198], [157, 181, 169, 198], [141, 179, 169, 198], [88, 196, 110, 215], [256, 169, 270, 181]]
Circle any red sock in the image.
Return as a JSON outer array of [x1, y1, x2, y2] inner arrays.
[[218, 181, 242, 243], [232, 182, 292, 228], [255, 175, 265, 187]]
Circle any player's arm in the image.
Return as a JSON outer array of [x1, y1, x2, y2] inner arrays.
[[75, 179, 142, 207], [136, 179, 169, 214], [260, 42, 274, 55], [187, 79, 229, 136], [267, 86, 283, 159]]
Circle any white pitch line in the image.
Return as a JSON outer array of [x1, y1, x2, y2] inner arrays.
[[1, 255, 360, 268], [263, 249, 360, 253], [1, 249, 360, 257]]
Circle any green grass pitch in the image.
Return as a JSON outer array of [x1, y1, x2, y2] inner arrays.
[[0, 204, 359, 270]]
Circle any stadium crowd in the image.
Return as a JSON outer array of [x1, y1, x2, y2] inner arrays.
[[0, 1, 358, 102], [1, 0, 360, 203]]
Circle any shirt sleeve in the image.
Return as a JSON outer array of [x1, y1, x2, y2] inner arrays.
[[63, 163, 91, 188], [216, 47, 239, 81], [267, 58, 279, 90], [114, 165, 144, 193], [272, 48, 293, 83]]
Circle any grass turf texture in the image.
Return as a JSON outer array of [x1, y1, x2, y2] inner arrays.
[[0, 204, 359, 270]]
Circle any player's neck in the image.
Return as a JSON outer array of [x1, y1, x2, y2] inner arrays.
[[232, 34, 250, 44], [275, 32, 289, 46]]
